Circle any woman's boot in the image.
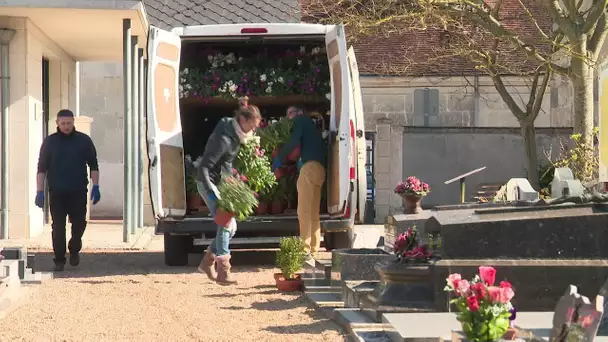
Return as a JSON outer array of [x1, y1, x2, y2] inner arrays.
[[198, 247, 217, 280], [216, 255, 238, 285]]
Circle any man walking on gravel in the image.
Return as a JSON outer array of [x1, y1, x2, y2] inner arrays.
[[272, 106, 326, 264], [35, 109, 101, 272]]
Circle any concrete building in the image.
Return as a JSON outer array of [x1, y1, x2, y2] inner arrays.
[[80, 0, 577, 224], [0, 1, 147, 239]]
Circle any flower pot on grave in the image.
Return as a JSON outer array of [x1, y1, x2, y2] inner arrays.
[[214, 209, 235, 227], [368, 261, 435, 309], [402, 195, 422, 214], [331, 248, 394, 282], [275, 273, 303, 292]]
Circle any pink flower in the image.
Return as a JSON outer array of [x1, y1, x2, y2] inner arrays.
[[240, 175, 248, 182], [500, 281, 512, 289], [456, 280, 471, 297], [478, 266, 496, 286], [499, 286, 515, 303], [232, 168, 238, 176], [487, 286, 501, 303], [580, 313, 598, 328], [471, 282, 487, 299], [447, 273, 462, 289]]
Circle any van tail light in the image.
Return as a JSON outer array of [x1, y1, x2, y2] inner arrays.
[[241, 28, 268, 34]]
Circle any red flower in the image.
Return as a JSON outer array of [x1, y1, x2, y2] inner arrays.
[[240, 175, 248, 182], [466, 296, 480, 312], [471, 282, 487, 299], [478, 266, 496, 286]]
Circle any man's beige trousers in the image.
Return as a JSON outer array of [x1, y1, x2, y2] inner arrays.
[[296, 161, 326, 254]]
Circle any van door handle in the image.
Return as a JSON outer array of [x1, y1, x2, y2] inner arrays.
[[150, 156, 158, 167], [339, 137, 346, 141]]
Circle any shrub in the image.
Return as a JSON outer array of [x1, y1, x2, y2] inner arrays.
[[276, 237, 307, 279]]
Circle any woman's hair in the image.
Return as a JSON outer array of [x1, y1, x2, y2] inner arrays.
[[235, 96, 261, 121]]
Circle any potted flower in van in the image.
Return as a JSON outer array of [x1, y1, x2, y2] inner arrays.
[[275, 237, 307, 291], [185, 155, 204, 212], [234, 136, 276, 193], [214, 175, 259, 226]]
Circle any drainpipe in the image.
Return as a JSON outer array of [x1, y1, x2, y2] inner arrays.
[[0, 29, 15, 240]]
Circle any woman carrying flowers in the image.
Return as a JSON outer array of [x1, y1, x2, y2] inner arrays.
[[196, 97, 261, 285]]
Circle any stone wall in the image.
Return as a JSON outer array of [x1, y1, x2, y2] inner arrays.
[[361, 76, 574, 222]]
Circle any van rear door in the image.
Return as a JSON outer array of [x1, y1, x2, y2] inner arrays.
[[146, 26, 186, 218], [325, 25, 352, 217], [347, 47, 367, 224]]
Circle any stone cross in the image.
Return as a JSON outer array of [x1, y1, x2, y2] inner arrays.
[[551, 167, 585, 198], [549, 285, 604, 341]]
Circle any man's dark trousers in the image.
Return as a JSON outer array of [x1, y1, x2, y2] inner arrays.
[[49, 190, 87, 264]]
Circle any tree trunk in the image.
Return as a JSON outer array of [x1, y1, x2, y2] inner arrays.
[[570, 37, 595, 150], [521, 120, 540, 190]]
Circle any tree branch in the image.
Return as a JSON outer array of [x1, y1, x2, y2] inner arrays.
[[581, 0, 608, 34], [531, 68, 552, 121], [546, 0, 579, 39], [588, 12, 608, 57]]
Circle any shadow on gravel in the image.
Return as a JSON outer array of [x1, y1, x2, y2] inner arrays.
[[264, 321, 344, 335], [32, 250, 279, 278]]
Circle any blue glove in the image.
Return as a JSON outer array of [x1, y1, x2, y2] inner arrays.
[[35, 191, 44, 208], [297, 159, 304, 171], [91, 185, 101, 205], [271, 158, 281, 172], [207, 192, 218, 216]]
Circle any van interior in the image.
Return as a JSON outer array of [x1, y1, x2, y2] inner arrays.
[[179, 39, 332, 217]]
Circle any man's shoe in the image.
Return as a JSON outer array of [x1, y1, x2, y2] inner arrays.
[[304, 253, 316, 267], [54, 263, 65, 272], [69, 252, 80, 266]]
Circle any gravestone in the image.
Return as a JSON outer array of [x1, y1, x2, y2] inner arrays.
[[551, 167, 585, 198], [549, 285, 604, 341], [505, 178, 539, 202]]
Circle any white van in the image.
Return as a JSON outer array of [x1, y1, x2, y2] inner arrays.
[[146, 23, 367, 266]]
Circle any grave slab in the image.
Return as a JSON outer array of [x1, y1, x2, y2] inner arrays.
[[384, 212, 433, 247], [332, 249, 393, 283], [426, 204, 608, 259]]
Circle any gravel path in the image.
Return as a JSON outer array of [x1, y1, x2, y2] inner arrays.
[[1, 249, 346, 342]]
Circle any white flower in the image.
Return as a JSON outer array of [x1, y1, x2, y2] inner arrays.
[[325, 93, 331, 100], [212, 62, 218, 68], [179, 85, 184, 94], [271, 70, 276, 76], [180, 77, 187, 84], [277, 77, 284, 84], [312, 47, 321, 55], [207, 55, 213, 62], [238, 57, 243, 61], [297, 59, 302, 66], [266, 86, 272, 94], [260, 74, 267, 82], [268, 81, 274, 86], [185, 84, 192, 90], [300, 46, 306, 53], [229, 84, 238, 93], [183, 68, 189, 75], [220, 62, 225, 67], [252, 136, 261, 144]]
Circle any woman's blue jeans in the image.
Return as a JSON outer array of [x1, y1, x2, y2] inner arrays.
[[196, 181, 236, 256]]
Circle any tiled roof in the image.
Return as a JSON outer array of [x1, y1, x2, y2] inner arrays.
[[143, 0, 299, 30]]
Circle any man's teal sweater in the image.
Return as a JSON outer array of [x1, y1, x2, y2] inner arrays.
[[277, 115, 326, 166]]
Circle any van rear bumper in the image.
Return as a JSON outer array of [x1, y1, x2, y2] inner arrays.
[[156, 215, 352, 235]]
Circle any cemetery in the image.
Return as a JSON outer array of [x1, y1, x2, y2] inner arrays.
[[303, 166, 608, 341]]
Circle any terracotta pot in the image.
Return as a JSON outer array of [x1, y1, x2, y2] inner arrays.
[[256, 202, 268, 215], [270, 201, 285, 214], [402, 195, 422, 214], [214, 209, 234, 227], [187, 193, 204, 211], [275, 273, 303, 292], [287, 145, 301, 162]]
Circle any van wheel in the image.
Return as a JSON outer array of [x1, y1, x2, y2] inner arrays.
[[324, 231, 352, 251], [164, 233, 190, 266]]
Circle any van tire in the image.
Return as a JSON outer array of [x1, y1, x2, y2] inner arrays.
[[164, 233, 190, 266], [324, 231, 352, 251]]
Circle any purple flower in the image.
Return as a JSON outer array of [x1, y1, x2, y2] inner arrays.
[[316, 68, 321, 73], [509, 307, 517, 321]]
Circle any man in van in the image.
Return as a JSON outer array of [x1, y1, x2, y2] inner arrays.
[[272, 106, 326, 263], [35, 109, 101, 272]]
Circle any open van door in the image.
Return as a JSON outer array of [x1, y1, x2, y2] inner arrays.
[[347, 47, 367, 224], [146, 26, 186, 218], [325, 25, 352, 217]]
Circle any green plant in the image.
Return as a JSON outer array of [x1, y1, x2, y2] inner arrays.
[[257, 117, 294, 155], [185, 171, 198, 195], [276, 237, 307, 279], [548, 127, 599, 187], [215, 175, 259, 221], [234, 136, 277, 193]]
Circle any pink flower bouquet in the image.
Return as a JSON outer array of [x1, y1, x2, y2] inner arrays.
[[444, 266, 515, 341], [394, 176, 430, 198], [393, 226, 434, 264]]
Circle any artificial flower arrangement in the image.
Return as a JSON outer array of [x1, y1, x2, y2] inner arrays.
[[179, 45, 331, 101], [395, 176, 431, 198], [214, 173, 259, 226], [444, 266, 517, 341], [393, 226, 435, 264], [234, 136, 276, 193]]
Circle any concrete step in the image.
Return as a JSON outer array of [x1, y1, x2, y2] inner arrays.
[[333, 308, 393, 342], [304, 291, 344, 309], [304, 285, 341, 293]]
